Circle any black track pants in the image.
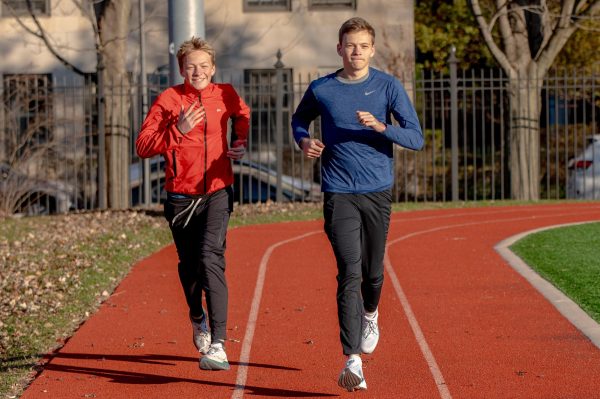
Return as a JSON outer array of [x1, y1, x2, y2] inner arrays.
[[323, 189, 392, 355], [164, 187, 233, 343]]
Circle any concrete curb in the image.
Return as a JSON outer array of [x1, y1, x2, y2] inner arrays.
[[495, 221, 600, 350]]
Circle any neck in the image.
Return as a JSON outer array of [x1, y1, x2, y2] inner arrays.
[[338, 66, 369, 81]]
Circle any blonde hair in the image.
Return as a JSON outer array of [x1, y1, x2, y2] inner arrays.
[[176, 37, 216, 70], [338, 17, 375, 45]]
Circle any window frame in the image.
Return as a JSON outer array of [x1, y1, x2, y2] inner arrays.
[[243, 0, 291, 12], [308, 0, 357, 10], [243, 68, 294, 147], [1, 0, 50, 17]]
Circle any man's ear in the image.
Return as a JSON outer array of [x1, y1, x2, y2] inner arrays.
[[336, 43, 342, 57]]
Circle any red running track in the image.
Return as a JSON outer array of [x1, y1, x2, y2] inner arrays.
[[20, 203, 600, 398]]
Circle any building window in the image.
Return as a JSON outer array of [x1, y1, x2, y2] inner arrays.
[[308, 0, 356, 9], [1, 0, 50, 16], [243, 0, 291, 12], [243, 68, 293, 148], [2, 74, 53, 155]]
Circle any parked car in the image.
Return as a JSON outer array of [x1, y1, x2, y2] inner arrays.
[[0, 163, 76, 215], [130, 158, 320, 206], [567, 135, 600, 199]]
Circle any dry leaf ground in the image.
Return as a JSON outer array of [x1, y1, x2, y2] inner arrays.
[[0, 202, 322, 398]]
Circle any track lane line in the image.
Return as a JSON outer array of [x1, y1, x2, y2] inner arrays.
[[384, 252, 453, 399], [384, 208, 600, 399], [231, 231, 321, 399]]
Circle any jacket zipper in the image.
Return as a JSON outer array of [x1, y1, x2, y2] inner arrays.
[[199, 93, 208, 194], [172, 149, 177, 177]]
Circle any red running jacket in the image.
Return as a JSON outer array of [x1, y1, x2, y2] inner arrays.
[[136, 81, 250, 196]]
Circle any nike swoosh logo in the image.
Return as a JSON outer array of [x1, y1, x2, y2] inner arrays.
[[365, 90, 376, 96]]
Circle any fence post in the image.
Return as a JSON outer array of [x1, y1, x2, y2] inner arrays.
[[274, 50, 284, 202], [448, 46, 459, 201], [97, 56, 107, 209], [139, 0, 151, 206]]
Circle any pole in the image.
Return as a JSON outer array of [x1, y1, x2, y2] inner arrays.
[[139, 0, 151, 206], [274, 50, 284, 202], [168, 0, 205, 86], [449, 46, 459, 202], [97, 54, 106, 209]]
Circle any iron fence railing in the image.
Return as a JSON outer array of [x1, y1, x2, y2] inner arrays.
[[1, 65, 598, 215]]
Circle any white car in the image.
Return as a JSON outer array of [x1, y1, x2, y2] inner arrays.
[[567, 135, 600, 199]]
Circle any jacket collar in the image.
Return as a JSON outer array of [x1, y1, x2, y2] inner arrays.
[[183, 80, 215, 98]]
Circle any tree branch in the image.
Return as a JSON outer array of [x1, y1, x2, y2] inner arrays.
[[1, 0, 88, 75], [537, 0, 600, 74], [469, 0, 515, 75]]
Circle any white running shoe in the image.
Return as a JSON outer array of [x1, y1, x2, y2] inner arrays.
[[200, 343, 230, 371], [338, 356, 367, 392], [190, 312, 211, 355], [360, 309, 379, 354]]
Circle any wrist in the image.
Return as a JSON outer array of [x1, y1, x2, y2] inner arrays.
[[175, 123, 186, 135]]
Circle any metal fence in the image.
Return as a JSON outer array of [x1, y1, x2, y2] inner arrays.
[[1, 65, 599, 215]]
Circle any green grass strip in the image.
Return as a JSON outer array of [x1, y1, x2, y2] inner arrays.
[[511, 222, 600, 323]]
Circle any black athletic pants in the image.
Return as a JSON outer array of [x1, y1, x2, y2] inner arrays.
[[323, 189, 392, 355], [164, 187, 233, 343]]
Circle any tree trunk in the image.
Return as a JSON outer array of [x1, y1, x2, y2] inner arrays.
[[508, 66, 542, 200], [99, 0, 131, 209]]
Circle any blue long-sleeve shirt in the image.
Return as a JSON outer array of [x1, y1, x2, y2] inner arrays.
[[291, 67, 424, 194]]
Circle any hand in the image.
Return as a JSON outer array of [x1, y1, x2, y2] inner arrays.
[[356, 111, 386, 133], [177, 99, 205, 134], [227, 139, 247, 160], [299, 138, 325, 159]]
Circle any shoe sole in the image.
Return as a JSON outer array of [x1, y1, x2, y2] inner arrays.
[[200, 357, 230, 371], [338, 368, 364, 391]]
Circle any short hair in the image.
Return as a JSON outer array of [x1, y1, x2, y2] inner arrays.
[[176, 37, 216, 70], [338, 17, 376, 45]]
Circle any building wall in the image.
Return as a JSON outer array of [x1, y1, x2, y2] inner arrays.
[[0, 0, 415, 82], [207, 0, 415, 80]]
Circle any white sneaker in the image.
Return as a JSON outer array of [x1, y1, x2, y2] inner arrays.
[[200, 343, 230, 371], [190, 312, 211, 355], [360, 309, 379, 354], [338, 356, 367, 392]]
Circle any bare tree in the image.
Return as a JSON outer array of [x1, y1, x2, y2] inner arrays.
[[1, 0, 132, 209], [0, 75, 78, 216], [469, 0, 600, 200]]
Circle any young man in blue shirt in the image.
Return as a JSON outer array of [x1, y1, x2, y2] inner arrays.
[[291, 17, 424, 392]]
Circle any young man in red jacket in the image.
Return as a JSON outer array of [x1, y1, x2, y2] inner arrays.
[[136, 37, 250, 371]]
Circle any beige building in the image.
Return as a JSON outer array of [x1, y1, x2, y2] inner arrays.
[[207, 0, 415, 80], [0, 0, 416, 83]]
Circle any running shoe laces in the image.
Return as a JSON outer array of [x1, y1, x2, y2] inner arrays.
[[190, 312, 211, 355], [360, 309, 379, 354]]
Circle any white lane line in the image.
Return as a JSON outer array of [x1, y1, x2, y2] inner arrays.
[[495, 221, 600, 350], [385, 247, 453, 399], [384, 209, 600, 399], [231, 231, 321, 399]]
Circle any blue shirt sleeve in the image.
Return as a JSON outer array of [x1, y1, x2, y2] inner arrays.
[[381, 80, 424, 151], [291, 85, 321, 147]]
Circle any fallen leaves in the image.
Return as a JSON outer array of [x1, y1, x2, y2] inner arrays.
[[0, 210, 169, 357]]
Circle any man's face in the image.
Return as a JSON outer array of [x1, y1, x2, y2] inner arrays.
[[337, 30, 375, 72], [180, 50, 215, 90]]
